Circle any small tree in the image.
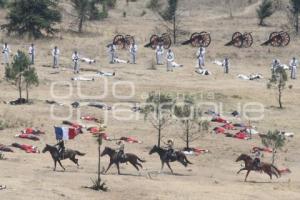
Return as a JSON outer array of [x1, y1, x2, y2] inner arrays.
[[1, 0, 61, 38], [174, 95, 210, 150], [143, 92, 175, 147], [267, 66, 288, 109], [261, 130, 286, 164], [23, 67, 39, 102], [256, 0, 275, 26], [71, 0, 93, 33], [5, 51, 31, 101], [147, 0, 160, 10], [287, 0, 300, 33]]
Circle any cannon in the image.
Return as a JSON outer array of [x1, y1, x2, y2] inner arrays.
[[181, 32, 211, 47], [113, 34, 135, 49], [261, 31, 290, 47], [225, 32, 253, 48], [144, 33, 172, 49]]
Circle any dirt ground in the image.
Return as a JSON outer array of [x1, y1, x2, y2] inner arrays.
[[0, 0, 300, 199]]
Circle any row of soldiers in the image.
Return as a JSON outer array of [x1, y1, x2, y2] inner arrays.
[[2, 42, 298, 78], [2, 43, 60, 68]]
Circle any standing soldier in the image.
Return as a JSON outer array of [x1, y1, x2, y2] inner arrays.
[[28, 43, 35, 65], [129, 41, 138, 64], [52, 46, 60, 68], [271, 59, 280, 75], [289, 57, 298, 79], [156, 43, 164, 65], [107, 43, 116, 64], [196, 47, 206, 69], [166, 49, 175, 72], [72, 51, 80, 74], [222, 57, 229, 74], [2, 43, 10, 65]]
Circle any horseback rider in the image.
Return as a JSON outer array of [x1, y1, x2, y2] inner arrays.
[[252, 148, 261, 170], [164, 139, 175, 160], [116, 140, 126, 162], [55, 140, 65, 159]]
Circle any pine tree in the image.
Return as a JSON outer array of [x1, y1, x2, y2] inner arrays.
[[1, 0, 61, 38], [0, 0, 8, 8], [23, 67, 39, 102], [256, 0, 274, 26], [5, 51, 31, 101], [162, 0, 178, 21]]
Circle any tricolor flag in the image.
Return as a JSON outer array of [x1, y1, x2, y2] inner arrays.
[[54, 126, 78, 140]]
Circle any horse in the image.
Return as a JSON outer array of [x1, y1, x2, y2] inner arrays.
[[236, 154, 281, 182], [42, 144, 85, 171], [100, 146, 145, 175], [149, 145, 192, 174]]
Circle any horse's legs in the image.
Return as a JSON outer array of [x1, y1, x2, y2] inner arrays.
[[70, 157, 79, 167], [159, 161, 165, 173], [244, 170, 251, 182], [116, 162, 121, 175], [166, 162, 174, 174], [105, 162, 113, 174], [237, 167, 246, 174], [58, 160, 65, 171], [53, 160, 57, 171], [129, 161, 139, 171], [136, 162, 143, 169]]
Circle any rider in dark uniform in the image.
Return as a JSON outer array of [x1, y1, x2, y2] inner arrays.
[[55, 140, 65, 159], [164, 139, 175, 160], [252, 148, 261, 170], [116, 140, 125, 162]]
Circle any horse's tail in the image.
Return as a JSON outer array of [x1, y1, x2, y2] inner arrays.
[[137, 157, 146, 163], [271, 165, 281, 178], [184, 155, 193, 165], [75, 151, 86, 156]]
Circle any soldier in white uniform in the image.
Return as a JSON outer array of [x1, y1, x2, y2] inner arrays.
[[107, 43, 116, 64], [2, 43, 10, 65], [289, 57, 298, 79], [28, 43, 35, 65], [52, 46, 60, 68], [72, 51, 80, 74], [129, 41, 138, 64], [271, 59, 280, 75], [196, 47, 205, 69], [166, 49, 175, 72], [156, 43, 164, 65], [222, 57, 229, 74]]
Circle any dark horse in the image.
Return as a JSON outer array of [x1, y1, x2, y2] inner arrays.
[[100, 146, 145, 175], [149, 145, 192, 174], [236, 154, 281, 182], [42, 144, 85, 171]]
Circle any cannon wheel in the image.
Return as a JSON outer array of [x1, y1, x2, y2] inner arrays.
[[113, 34, 125, 49], [190, 32, 200, 47], [232, 32, 243, 48], [243, 33, 253, 48], [199, 31, 211, 47], [150, 34, 159, 49], [280, 32, 290, 47], [269, 32, 282, 47], [125, 35, 135, 48], [162, 33, 172, 49]]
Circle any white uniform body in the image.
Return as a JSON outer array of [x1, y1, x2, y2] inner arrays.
[[289, 58, 298, 79], [52, 48, 60, 68], [156, 45, 164, 65], [129, 44, 138, 64], [2, 44, 10, 64]]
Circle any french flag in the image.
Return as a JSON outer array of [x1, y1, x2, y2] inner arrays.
[[54, 126, 78, 140]]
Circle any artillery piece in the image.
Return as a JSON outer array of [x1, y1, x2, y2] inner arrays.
[[225, 32, 253, 48]]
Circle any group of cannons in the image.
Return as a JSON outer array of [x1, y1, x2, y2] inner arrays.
[[111, 31, 290, 50]]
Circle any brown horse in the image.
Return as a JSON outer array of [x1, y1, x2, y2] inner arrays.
[[236, 154, 281, 182], [100, 147, 145, 175]]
